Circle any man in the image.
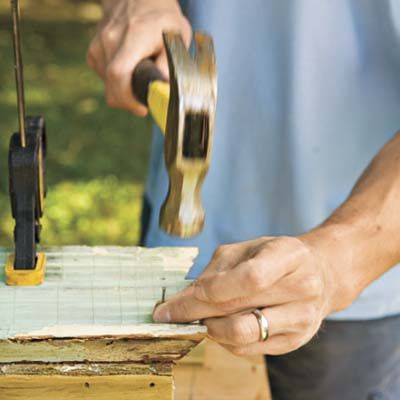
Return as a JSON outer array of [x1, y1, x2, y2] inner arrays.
[[88, 1, 400, 398]]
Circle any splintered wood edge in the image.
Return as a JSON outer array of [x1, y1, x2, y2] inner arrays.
[[0, 362, 174, 376], [10, 324, 207, 341]]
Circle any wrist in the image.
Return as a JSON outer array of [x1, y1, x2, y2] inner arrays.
[[299, 222, 368, 315]]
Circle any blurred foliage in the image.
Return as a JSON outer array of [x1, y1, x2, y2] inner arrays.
[[0, 178, 143, 245], [0, 0, 152, 246]]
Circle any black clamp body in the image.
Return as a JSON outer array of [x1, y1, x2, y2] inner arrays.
[[8, 115, 46, 270]]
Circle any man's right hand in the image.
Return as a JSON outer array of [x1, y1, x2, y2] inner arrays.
[[87, 0, 192, 115]]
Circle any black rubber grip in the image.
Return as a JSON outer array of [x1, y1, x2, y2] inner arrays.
[[131, 59, 165, 106]]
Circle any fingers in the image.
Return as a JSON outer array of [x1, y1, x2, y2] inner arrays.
[[198, 237, 273, 279], [205, 309, 272, 346], [154, 237, 321, 324], [104, 24, 162, 114], [198, 244, 250, 280], [87, 4, 192, 115], [194, 239, 301, 304], [87, 32, 107, 78], [205, 303, 320, 355], [155, 52, 169, 80], [153, 235, 327, 356], [152, 269, 317, 324], [204, 302, 312, 347], [221, 334, 307, 357], [153, 286, 225, 323]]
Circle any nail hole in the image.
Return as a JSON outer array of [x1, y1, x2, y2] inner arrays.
[[149, 382, 155, 388], [85, 382, 90, 388]]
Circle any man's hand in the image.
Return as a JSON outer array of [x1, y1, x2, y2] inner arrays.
[[154, 132, 400, 356], [87, 0, 192, 114], [153, 230, 359, 356]]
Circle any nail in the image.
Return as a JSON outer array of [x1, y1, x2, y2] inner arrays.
[[153, 303, 171, 323]]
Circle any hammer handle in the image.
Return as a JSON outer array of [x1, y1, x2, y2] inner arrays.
[[131, 59, 166, 106]]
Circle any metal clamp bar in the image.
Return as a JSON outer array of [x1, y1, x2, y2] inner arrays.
[[11, 0, 26, 148]]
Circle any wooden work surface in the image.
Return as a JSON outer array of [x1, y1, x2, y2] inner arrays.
[[0, 246, 206, 400], [175, 339, 271, 400]]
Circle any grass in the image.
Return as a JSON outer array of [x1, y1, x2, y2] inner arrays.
[[0, 0, 152, 246]]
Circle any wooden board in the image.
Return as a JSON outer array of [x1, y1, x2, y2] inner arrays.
[[0, 337, 202, 363], [174, 339, 272, 400], [0, 246, 207, 400], [0, 246, 205, 341], [0, 375, 172, 400]]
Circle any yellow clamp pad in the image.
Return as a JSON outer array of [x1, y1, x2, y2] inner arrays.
[[148, 81, 170, 135], [5, 253, 46, 286]]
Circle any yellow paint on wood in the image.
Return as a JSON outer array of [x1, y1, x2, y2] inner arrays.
[[5, 252, 46, 286], [0, 374, 172, 400], [148, 80, 170, 134]]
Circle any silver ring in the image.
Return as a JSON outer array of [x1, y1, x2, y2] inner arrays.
[[252, 309, 269, 342]]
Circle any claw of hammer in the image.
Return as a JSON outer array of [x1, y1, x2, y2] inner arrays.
[[160, 32, 217, 238], [131, 31, 217, 238]]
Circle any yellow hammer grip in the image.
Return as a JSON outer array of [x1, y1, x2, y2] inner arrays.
[[148, 81, 170, 135]]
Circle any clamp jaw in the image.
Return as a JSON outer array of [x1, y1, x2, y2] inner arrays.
[[6, 116, 47, 286], [5, 0, 47, 286]]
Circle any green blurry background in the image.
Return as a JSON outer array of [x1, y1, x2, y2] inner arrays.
[[0, 0, 151, 246]]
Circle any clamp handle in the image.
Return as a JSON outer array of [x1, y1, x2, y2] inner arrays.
[[11, 0, 27, 148]]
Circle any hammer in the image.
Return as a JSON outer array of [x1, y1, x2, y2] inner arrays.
[[132, 32, 217, 238]]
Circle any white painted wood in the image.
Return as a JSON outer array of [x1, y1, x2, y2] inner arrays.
[[0, 246, 201, 339], [13, 324, 206, 340]]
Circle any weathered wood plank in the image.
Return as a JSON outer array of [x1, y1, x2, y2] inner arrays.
[[0, 246, 198, 339], [0, 338, 200, 363], [0, 362, 173, 377], [11, 323, 206, 341], [0, 375, 173, 400], [0, 246, 206, 399]]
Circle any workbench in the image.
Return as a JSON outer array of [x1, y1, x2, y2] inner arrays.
[[0, 246, 206, 399]]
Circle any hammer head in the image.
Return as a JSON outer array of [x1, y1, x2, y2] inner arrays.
[[160, 31, 217, 238]]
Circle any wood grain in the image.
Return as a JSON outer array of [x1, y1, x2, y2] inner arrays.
[[0, 246, 203, 341], [0, 362, 172, 376], [174, 339, 271, 400], [0, 375, 173, 400], [0, 337, 200, 363], [0, 246, 206, 400]]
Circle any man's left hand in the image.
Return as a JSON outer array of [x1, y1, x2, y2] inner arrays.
[[153, 229, 360, 356]]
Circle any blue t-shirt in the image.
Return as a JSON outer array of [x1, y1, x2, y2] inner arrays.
[[144, 0, 400, 320]]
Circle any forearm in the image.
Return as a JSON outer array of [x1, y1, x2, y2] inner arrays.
[[302, 131, 400, 312]]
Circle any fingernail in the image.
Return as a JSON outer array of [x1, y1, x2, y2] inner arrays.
[[153, 303, 171, 323]]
